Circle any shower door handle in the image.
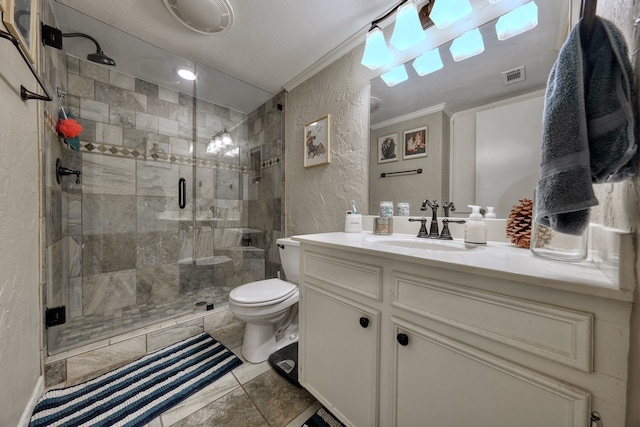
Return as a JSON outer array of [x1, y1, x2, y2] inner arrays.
[[178, 178, 186, 209]]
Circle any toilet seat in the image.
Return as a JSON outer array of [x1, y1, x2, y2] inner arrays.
[[229, 278, 297, 307]]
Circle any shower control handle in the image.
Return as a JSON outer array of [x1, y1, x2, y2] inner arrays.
[[359, 317, 369, 328], [178, 178, 186, 209], [397, 333, 409, 346]]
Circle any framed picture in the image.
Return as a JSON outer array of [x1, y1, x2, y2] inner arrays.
[[304, 114, 331, 167], [377, 134, 398, 163], [403, 126, 428, 160], [3, 0, 38, 64]]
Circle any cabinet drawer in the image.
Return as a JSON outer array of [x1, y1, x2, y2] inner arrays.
[[303, 251, 382, 300], [391, 271, 593, 372]]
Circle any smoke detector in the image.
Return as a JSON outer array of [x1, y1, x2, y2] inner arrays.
[[502, 66, 526, 85], [163, 0, 234, 34]]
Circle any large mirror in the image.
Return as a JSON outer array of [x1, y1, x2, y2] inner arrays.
[[369, 0, 575, 218]]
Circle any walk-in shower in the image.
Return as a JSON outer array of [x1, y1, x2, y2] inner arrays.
[[43, 1, 284, 354]]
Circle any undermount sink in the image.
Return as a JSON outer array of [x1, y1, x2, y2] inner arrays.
[[368, 237, 470, 252]]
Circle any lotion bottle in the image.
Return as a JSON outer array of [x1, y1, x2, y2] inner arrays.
[[465, 205, 487, 244]]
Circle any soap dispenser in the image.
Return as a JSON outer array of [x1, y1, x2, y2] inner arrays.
[[465, 205, 487, 244], [485, 207, 496, 218]]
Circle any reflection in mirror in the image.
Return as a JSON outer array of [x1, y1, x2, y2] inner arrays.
[[369, 0, 572, 218]]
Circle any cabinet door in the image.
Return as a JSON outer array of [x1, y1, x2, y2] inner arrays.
[[391, 318, 590, 427], [300, 285, 379, 427]]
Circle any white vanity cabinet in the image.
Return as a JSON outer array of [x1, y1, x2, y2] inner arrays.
[[301, 286, 380, 427], [297, 235, 633, 427], [299, 250, 383, 427]]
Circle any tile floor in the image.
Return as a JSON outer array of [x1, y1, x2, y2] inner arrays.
[[146, 343, 321, 427]]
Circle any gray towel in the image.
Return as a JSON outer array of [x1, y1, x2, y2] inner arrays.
[[535, 17, 637, 235]]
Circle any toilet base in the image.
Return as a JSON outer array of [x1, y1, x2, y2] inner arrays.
[[241, 321, 299, 363]]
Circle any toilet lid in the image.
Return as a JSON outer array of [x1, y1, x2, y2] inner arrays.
[[229, 279, 297, 306]]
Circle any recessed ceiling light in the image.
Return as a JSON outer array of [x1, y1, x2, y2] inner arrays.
[[177, 68, 197, 81]]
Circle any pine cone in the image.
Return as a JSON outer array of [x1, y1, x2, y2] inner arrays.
[[506, 198, 533, 249]]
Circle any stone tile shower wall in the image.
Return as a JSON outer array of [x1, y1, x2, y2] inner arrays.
[[43, 52, 285, 354], [246, 93, 286, 279]]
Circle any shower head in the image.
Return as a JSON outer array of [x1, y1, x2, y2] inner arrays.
[[41, 25, 116, 66], [62, 32, 117, 66], [87, 50, 116, 66]]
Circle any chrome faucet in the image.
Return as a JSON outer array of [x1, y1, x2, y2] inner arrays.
[[419, 200, 440, 238]]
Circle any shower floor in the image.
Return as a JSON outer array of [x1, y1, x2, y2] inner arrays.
[[49, 287, 233, 355]]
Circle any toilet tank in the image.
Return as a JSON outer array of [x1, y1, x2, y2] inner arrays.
[[277, 237, 300, 284]]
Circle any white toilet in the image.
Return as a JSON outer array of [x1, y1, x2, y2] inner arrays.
[[229, 237, 300, 363]]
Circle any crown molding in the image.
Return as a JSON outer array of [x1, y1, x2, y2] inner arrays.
[[370, 103, 447, 130]]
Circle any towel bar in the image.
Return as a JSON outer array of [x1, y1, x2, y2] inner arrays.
[[0, 29, 52, 102], [380, 168, 422, 178]]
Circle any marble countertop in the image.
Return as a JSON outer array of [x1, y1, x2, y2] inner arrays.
[[293, 231, 634, 302]]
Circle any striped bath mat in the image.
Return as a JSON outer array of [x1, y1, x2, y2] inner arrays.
[[30, 332, 242, 427]]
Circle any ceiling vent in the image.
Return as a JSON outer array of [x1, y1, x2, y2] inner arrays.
[[502, 66, 526, 86], [163, 0, 234, 34]]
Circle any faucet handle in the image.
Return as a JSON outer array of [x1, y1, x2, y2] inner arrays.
[[408, 217, 429, 238], [442, 202, 456, 217], [440, 218, 466, 240]]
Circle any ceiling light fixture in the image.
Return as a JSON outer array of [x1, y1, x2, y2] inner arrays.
[[361, 0, 425, 70], [224, 147, 239, 158], [381, 64, 409, 87], [221, 129, 233, 146], [495, 1, 538, 41], [412, 48, 443, 76], [207, 130, 233, 154], [206, 137, 218, 154], [429, 0, 473, 29], [389, 0, 425, 51], [361, 26, 393, 70], [449, 28, 485, 62]]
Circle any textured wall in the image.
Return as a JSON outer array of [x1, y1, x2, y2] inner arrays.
[[0, 27, 43, 427], [285, 52, 371, 236]]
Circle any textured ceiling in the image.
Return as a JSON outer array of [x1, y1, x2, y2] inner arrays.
[[54, 0, 393, 95], [51, 0, 571, 117]]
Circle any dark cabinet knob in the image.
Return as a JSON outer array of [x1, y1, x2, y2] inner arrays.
[[359, 317, 369, 328], [397, 333, 409, 346]]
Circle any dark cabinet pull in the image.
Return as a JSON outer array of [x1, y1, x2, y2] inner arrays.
[[359, 317, 369, 328], [178, 178, 186, 209], [397, 333, 409, 346]]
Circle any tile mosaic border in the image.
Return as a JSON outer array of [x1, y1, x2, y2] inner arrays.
[[45, 110, 280, 173]]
